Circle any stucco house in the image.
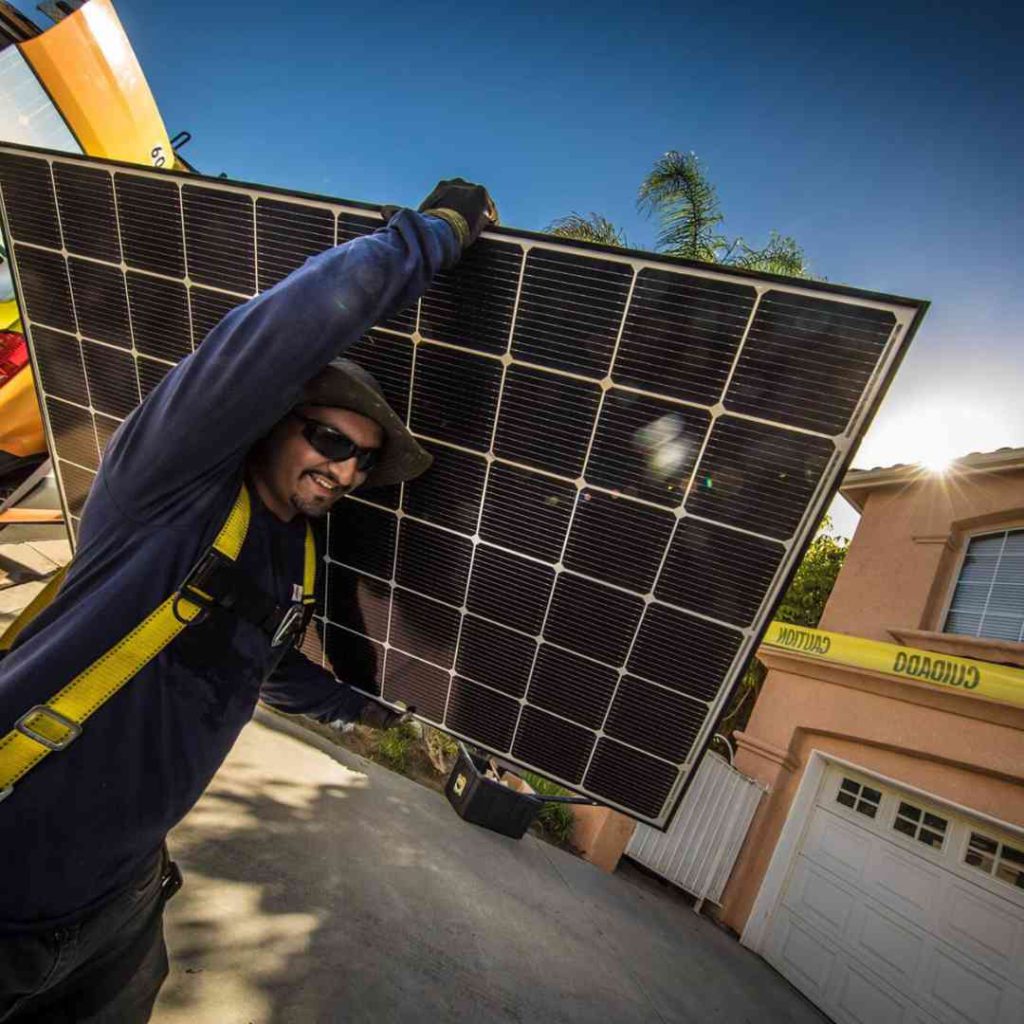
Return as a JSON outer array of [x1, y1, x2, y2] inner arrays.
[[718, 447, 1024, 1024]]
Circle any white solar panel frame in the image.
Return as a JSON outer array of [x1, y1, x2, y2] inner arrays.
[[0, 144, 927, 826]]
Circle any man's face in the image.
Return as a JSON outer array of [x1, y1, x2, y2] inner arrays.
[[258, 405, 384, 519]]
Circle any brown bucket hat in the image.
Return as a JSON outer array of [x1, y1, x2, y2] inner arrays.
[[302, 358, 432, 489]]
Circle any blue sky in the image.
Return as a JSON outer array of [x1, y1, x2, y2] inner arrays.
[[14, 0, 1023, 532]]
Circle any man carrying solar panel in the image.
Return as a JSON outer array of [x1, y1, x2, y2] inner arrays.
[[0, 179, 496, 1021]]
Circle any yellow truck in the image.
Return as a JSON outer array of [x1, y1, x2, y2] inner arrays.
[[0, 0, 181, 487]]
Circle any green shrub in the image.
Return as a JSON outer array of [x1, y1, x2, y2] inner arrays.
[[520, 771, 577, 846], [374, 721, 418, 774], [424, 727, 459, 774]]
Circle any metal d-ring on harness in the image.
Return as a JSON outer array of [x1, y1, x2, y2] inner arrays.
[[0, 482, 317, 804]]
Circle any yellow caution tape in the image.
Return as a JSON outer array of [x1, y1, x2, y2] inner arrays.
[[761, 621, 1024, 709]]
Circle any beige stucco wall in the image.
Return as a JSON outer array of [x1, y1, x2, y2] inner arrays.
[[719, 463, 1024, 935], [719, 655, 1024, 933], [821, 468, 1024, 641]]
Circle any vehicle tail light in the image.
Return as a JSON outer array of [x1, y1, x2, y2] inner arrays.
[[0, 331, 29, 389]]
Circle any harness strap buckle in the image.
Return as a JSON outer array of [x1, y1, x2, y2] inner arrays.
[[172, 548, 234, 624], [15, 705, 82, 751]]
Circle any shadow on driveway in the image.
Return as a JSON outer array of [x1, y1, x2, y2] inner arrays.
[[155, 716, 826, 1024]]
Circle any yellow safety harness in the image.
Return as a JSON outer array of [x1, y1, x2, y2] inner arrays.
[[0, 482, 317, 802]]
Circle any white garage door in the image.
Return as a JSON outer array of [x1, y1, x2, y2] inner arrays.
[[761, 765, 1024, 1024]]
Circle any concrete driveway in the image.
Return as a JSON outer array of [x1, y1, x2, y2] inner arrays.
[[156, 713, 826, 1024]]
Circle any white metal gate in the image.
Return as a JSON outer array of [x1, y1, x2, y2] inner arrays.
[[626, 750, 766, 907]]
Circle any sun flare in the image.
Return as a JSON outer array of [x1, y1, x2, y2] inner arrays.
[[920, 453, 953, 474], [854, 399, 1009, 476]]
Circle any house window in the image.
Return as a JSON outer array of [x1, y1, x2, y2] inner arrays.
[[836, 777, 882, 818], [892, 801, 948, 848], [965, 831, 1024, 890], [945, 529, 1024, 642]]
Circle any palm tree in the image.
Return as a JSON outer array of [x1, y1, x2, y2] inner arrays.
[[637, 150, 726, 262], [547, 212, 629, 247], [548, 149, 810, 278]]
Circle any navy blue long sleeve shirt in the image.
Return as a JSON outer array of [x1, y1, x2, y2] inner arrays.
[[0, 210, 459, 926]]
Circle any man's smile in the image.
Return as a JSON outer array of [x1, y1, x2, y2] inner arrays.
[[305, 469, 342, 494]]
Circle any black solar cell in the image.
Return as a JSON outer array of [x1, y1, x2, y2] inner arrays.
[[455, 615, 536, 698], [59, 460, 95, 517], [466, 544, 554, 634], [395, 516, 472, 606], [324, 625, 383, 695], [67, 257, 131, 349], [383, 649, 448, 721], [126, 272, 191, 361], [388, 587, 462, 669], [182, 185, 255, 295], [420, 238, 522, 355], [544, 572, 643, 665], [255, 198, 334, 291], [603, 674, 706, 763], [53, 162, 120, 263], [726, 291, 896, 435], [326, 564, 391, 641], [327, 498, 396, 580], [511, 248, 632, 378], [615, 268, 756, 406], [45, 396, 98, 469], [512, 704, 595, 785], [585, 737, 678, 819], [80, 341, 138, 418], [525, 644, 618, 731], [585, 388, 710, 507], [564, 488, 675, 592], [686, 416, 835, 540], [30, 325, 88, 406], [627, 602, 743, 702], [494, 365, 601, 477], [402, 441, 487, 535], [114, 173, 185, 277], [0, 151, 61, 247], [14, 244, 75, 332], [409, 343, 501, 451], [656, 517, 785, 627], [446, 676, 520, 753], [479, 461, 575, 563]]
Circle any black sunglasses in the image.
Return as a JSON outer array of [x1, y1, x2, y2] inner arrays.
[[292, 412, 380, 473]]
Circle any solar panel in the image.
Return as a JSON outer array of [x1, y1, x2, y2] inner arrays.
[[0, 143, 927, 826]]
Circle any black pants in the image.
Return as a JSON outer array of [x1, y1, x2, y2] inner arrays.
[[0, 849, 178, 1023]]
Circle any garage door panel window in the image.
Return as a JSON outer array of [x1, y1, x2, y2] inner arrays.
[[945, 528, 1024, 642], [836, 777, 882, 819], [893, 801, 948, 849], [965, 831, 1024, 890]]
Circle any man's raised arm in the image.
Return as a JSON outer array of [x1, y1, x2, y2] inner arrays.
[[99, 181, 493, 521]]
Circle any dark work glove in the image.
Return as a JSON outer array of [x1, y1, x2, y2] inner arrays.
[[381, 178, 498, 250], [359, 697, 417, 730]]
